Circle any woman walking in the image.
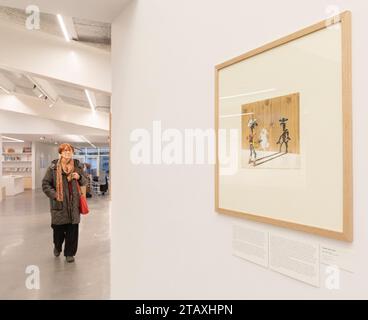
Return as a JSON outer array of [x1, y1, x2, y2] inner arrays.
[[42, 143, 88, 263]]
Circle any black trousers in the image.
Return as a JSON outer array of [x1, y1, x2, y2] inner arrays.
[[52, 224, 79, 257]]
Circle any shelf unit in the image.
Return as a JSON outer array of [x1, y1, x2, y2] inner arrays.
[[1, 142, 33, 189]]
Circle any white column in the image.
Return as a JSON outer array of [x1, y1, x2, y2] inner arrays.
[[32, 142, 36, 190]]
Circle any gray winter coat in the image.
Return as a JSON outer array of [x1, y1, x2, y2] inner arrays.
[[42, 159, 88, 225]]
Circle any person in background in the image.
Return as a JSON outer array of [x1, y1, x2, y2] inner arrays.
[[83, 162, 92, 198], [42, 143, 88, 263], [98, 169, 109, 195], [99, 169, 107, 184]]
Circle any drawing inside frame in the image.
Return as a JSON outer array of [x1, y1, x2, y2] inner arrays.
[[241, 93, 300, 169]]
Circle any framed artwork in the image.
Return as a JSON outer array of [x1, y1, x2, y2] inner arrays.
[[215, 11, 352, 241]]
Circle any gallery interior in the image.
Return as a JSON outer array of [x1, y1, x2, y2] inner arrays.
[[1, 0, 368, 300], [0, 2, 111, 299]]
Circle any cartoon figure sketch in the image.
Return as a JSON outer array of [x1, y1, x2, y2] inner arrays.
[[259, 128, 269, 151], [276, 117, 291, 153], [247, 118, 259, 165]]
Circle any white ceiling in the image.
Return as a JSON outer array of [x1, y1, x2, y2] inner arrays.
[[0, 6, 112, 51], [0, 0, 132, 23]]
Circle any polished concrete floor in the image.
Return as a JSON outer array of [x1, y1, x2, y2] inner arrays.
[[0, 190, 110, 299]]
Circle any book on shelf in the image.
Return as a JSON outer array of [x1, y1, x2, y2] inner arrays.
[[1, 146, 32, 155], [3, 154, 32, 161], [2, 167, 32, 173]]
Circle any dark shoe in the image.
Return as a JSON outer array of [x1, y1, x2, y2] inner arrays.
[[53, 247, 61, 257], [66, 256, 75, 263]]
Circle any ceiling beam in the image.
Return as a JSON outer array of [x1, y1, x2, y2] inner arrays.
[[0, 109, 108, 137], [0, 73, 16, 93], [28, 75, 59, 102], [0, 93, 109, 130]]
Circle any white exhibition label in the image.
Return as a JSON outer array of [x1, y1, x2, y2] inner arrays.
[[320, 245, 354, 273], [269, 233, 320, 287], [232, 224, 269, 267]]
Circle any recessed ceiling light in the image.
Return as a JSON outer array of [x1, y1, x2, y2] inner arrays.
[[57, 14, 71, 42], [0, 86, 10, 94], [85, 89, 96, 112], [80, 135, 97, 149], [2, 135, 24, 142]]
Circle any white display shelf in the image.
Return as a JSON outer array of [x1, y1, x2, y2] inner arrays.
[[3, 175, 24, 196], [2, 169, 32, 176], [3, 152, 32, 156], [2, 160, 32, 163], [3, 172, 31, 175], [2, 142, 34, 190]]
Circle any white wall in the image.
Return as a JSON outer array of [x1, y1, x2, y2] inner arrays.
[[33, 142, 58, 189], [111, 0, 368, 299]]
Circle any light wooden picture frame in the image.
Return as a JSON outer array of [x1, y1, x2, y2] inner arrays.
[[215, 11, 352, 241]]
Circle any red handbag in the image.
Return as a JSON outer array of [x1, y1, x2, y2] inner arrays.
[[76, 183, 89, 215]]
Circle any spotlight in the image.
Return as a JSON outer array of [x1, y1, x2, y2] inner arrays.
[[29, 79, 56, 106], [33, 84, 44, 98]]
